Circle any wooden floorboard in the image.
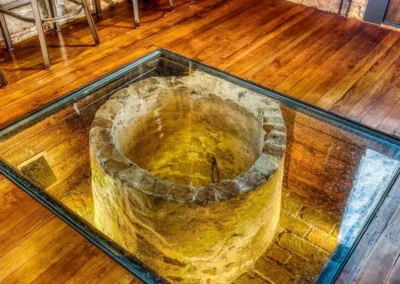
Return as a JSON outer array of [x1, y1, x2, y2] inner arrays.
[[0, 0, 399, 138], [0, 178, 141, 284], [337, 178, 400, 284], [0, 0, 399, 282]]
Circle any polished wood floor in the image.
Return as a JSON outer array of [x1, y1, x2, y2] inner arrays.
[[0, 0, 400, 282], [0, 176, 141, 283], [1, 0, 400, 138]]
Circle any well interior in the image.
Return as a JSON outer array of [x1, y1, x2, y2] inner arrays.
[[118, 93, 263, 188]]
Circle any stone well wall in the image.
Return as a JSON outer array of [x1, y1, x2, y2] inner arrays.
[[90, 71, 287, 283], [287, 0, 370, 19]]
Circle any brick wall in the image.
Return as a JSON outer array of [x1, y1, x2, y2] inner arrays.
[[233, 109, 365, 283], [287, 0, 369, 19], [235, 189, 341, 283]]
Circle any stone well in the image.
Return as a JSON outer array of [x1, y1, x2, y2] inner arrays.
[[90, 71, 286, 283]]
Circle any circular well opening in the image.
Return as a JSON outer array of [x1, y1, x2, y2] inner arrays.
[[118, 92, 263, 188]]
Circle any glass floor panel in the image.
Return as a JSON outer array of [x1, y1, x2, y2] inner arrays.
[[0, 49, 399, 284]]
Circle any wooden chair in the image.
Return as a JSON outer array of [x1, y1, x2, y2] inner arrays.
[[0, 0, 100, 69]]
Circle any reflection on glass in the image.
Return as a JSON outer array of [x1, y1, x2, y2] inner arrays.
[[340, 149, 399, 247], [0, 54, 399, 283]]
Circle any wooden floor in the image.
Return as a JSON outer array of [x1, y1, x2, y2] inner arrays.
[[0, 0, 400, 282], [1, 0, 400, 138], [0, 177, 141, 283]]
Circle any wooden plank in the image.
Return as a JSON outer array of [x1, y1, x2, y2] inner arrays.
[[0, 205, 55, 259], [291, 26, 389, 104], [337, 178, 400, 283], [0, 187, 38, 223], [1, 227, 81, 284], [344, 56, 400, 122], [273, 19, 364, 97], [353, 178, 400, 283], [99, 268, 140, 284], [194, 1, 294, 62], [378, 97, 400, 136], [358, 66, 400, 129], [330, 39, 400, 116], [211, 5, 314, 69], [175, 1, 298, 61], [0, 198, 41, 237], [64, 247, 126, 284], [0, 179, 140, 283], [165, 0, 273, 57], [0, 178, 14, 198], [0, 216, 67, 281], [315, 32, 400, 109], [31, 241, 95, 284], [386, 257, 400, 284], [251, 13, 343, 86], [225, 8, 324, 77]]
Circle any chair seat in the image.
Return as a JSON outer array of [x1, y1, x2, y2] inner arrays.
[[0, 0, 84, 24], [0, 0, 100, 69]]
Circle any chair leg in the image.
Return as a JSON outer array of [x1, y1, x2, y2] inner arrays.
[[93, 0, 102, 16], [81, 0, 100, 45], [0, 12, 13, 50], [132, 0, 139, 28], [48, 0, 61, 31], [31, 0, 51, 69], [0, 69, 8, 88]]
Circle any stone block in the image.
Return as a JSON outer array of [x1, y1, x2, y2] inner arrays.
[[265, 244, 291, 265], [281, 212, 310, 237], [332, 224, 339, 237], [234, 272, 271, 284], [282, 190, 311, 215], [307, 228, 338, 252], [20, 155, 57, 188], [284, 254, 327, 282], [278, 232, 329, 261], [299, 206, 338, 233], [255, 257, 297, 284], [282, 195, 303, 215]]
